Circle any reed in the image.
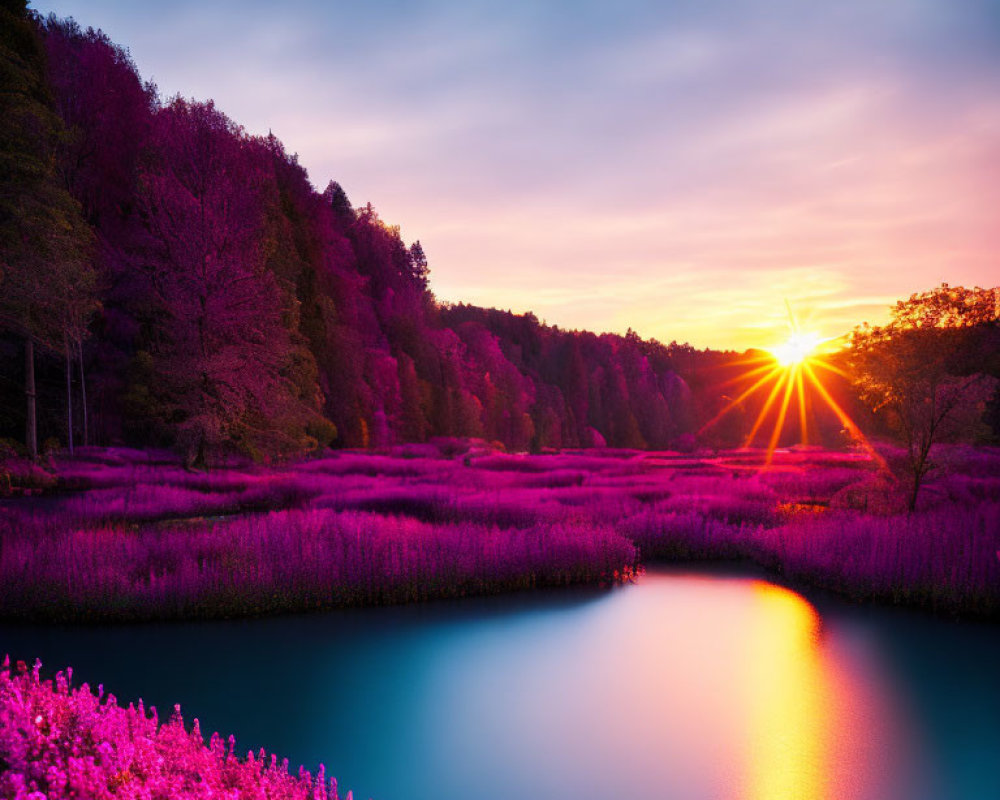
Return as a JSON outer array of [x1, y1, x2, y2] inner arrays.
[[2, 441, 997, 620]]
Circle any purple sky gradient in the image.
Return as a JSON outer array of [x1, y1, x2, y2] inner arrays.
[[30, 0, 1000, 350]]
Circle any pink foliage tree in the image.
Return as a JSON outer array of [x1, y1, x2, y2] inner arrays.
[[135, 99, 315, 464]]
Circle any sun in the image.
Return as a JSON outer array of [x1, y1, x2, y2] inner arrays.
[[697, 301, 884, 468], [769, 331, 824, 367]]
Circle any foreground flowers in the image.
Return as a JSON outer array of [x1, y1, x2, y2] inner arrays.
[[0, 656, 349, 800]]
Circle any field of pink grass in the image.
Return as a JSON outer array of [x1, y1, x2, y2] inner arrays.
[[1, 440, 998, 621]]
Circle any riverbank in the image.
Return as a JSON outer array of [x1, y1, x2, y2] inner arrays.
[[1, 442, 998, 621]]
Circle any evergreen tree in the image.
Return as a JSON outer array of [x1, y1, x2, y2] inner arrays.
[[409, 239, 429, 287], [322, 180, 355, 227]]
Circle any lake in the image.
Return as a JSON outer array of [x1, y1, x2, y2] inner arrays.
[[2, 568, 997, 800]]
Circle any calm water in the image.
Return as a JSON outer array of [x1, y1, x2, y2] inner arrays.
[[2, 569, 998, 800]]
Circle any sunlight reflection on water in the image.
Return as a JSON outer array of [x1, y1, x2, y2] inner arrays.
[[0, 568, 994, 800], [743, 582, 829, 800]]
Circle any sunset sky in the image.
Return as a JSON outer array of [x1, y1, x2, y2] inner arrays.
[[30, 0, 1000, 351]]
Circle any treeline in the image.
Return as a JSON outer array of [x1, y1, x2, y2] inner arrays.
[[0, 7, 700, 463]]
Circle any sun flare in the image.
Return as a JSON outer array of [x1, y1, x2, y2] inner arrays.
[[769, 331, 824, 367], [698, 303, 882, 467]]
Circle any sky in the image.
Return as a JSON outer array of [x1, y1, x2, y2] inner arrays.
[[30, 0, 1000, 350]]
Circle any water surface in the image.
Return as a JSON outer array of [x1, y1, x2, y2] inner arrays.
[[2, 569, 997, 800]]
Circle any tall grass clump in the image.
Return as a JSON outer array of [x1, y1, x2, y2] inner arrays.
[[749, 502, 1000, 616], [0, 510, 637, 621], [621, 510, 751, 561]]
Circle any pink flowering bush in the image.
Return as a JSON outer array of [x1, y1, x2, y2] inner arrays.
[[0, 656, 350, 800]]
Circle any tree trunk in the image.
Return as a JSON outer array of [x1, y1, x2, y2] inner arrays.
[[65, 334, 74, 455], [908, 438, 932, 512], [25, 337, 37, 461], [908, 475, 920, 512], [78, 338, 88, 447]]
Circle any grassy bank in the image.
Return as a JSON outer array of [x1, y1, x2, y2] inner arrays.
[[2, 441, 998, 620]]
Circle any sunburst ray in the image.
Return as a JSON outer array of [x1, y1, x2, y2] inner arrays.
[[802, 363, 885, 468], [796, 367, 808, 446], [698, 365, 782, 435], [765, 365, 798, 463], [744, 370, 790, 447], [810, 359, 851, 380]]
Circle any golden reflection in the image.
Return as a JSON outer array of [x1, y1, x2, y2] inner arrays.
[[743, 582, 829, 800]]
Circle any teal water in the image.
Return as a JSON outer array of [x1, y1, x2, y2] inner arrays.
[[2, 569, 998, 800]]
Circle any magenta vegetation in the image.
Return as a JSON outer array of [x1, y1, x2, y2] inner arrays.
[[2, 441, 998, 622], [0, 656, 351, 800]]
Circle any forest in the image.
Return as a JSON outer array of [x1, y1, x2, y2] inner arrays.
[[0, 10, 709, 465]]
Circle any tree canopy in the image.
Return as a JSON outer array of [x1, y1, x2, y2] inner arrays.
[[849, 284, 999, 509]]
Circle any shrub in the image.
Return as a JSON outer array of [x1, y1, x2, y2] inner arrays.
[[0, 657, 350, 800]]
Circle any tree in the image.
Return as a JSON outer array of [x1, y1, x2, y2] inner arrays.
[[134, 99, 319, 464], [408, 240, 429, 287], [37, 17, 157, 447], [850, 286, 999, 510], [41, 16, 155, 229], [887, 284, 998, 330], [0, 1, 96, 458], [322, 180, 355, 227]]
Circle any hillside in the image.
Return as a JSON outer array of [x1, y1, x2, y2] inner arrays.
[[0, 10, 713, 463]]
